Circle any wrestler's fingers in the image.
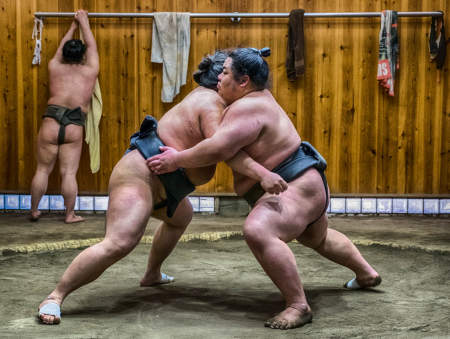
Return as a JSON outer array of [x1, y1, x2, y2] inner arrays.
[[146, 156, 162, 164], [159, 146, 173, 152], [147, 162, 158, 168]]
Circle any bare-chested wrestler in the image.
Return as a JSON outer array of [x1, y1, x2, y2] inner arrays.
[[147, 47, 382, 330], [37, 50, 287, 325], [30, 10, 98, 224]]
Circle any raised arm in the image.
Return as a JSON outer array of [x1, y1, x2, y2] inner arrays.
[[52, 20, 78, 61], [74, 10, 99, 71]]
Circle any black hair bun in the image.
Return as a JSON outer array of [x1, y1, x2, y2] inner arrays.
[[260, 47, 271, 57], [198, 57, 212, 71]]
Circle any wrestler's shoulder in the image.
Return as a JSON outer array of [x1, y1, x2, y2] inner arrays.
[[192, 87, 222, 99], [190, 88, 225, 107], [230, 95, 266, 112]]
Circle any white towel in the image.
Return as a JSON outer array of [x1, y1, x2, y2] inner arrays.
[[151, 12, 191, 103]]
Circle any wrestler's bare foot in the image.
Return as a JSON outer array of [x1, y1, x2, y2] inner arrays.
[[38, 295, 62, 325], [140, 271, 174, 287], [264, 304, 313, 330], [65, 213, 85, 224], [30, 210, 41, 222]]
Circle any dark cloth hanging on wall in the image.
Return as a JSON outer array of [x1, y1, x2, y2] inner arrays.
[[429, 13, 447, 70], [377, 10, 399, 96], [286, 9, 305, 81]]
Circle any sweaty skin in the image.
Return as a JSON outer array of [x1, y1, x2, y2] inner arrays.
[[30, 9, 99, 225], [148, 56, 381, 330]]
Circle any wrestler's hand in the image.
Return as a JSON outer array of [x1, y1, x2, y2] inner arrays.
[[146, 146, 179, 174], [260, 172, 288, 195], [74, 10, 89, 25]]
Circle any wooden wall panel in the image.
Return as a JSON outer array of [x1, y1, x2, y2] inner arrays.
[[0, 0, 448, 195]]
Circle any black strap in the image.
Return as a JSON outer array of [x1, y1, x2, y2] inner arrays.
[[57, 125, 66, 145], [154, 200, 168, 211]]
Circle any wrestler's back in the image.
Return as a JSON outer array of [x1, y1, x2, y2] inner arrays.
[[47, 60, 97, 113], [158, 87, 225, 186], [232, 90, 301, 195]]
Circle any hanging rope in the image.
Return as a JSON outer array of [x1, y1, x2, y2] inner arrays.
[[32, 17, 44, 65]]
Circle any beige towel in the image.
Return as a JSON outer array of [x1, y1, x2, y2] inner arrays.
[[85, 79, 102, 173], [151, 12, 191, 103], [80, 29, 102, 173]]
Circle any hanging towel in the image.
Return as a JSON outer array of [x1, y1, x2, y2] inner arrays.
[[85, 80, 102, 173], [286, 9, 305, 81], [151, 12, 191, 103], [429, 13, 447, 70], [80, 29, 103, 173], [32, 17, 44, 65], [377, 10, 399, 96]]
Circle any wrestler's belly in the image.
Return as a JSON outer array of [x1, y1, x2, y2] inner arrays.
[[185, 165, 216, 186]]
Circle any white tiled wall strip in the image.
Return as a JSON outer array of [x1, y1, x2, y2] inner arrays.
[[0, 194, 449, 214]]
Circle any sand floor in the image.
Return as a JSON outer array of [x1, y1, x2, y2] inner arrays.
[[0, 214, 449, 338]]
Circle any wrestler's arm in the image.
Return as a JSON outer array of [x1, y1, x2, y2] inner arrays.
[[183, 106, 260, 166], [52, 20, 78, 62], [226, 151, 288, 194], [75, 10, 99, 71], [198, 101, 287, 193], [149, 103, 262, 169]]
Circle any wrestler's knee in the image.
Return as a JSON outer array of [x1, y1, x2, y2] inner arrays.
[[103, 234, 140, 259], [243, 220, 268, 247], [167, 199, 193, 229]]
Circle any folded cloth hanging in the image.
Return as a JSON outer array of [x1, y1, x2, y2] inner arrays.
[[80, 29, 103, 173], [151, 12, 191, 103], [85, 79, 102, 173], [32, 17, 44, 65], [429, 13, 447, 70], [286, 9, 305, 81], [377, 10, 399, 96]]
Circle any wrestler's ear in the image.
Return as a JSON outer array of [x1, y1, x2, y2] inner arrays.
[[239, 75, 250, 88]]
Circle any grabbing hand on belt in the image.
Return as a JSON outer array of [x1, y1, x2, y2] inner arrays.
[[147, 146, 179, 174], [261, 172, 288, 195]]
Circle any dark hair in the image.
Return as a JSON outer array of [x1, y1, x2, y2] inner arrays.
[[229, 47, 271, 90], [193, 50, 228, 89], [62, 39, 86, 63]]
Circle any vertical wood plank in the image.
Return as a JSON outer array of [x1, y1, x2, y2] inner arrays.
[[0, 0, 447, 195]]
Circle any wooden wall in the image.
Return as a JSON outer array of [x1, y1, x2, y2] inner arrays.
[[0, 0, 448, 195]]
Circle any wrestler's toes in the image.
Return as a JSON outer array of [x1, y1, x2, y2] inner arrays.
[[279, 319, 289, 330], [264, 317, 275, 327], [40, 314, 50, 324], [271, 320, 281, 329]]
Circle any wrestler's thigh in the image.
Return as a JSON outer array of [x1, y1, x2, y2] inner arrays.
[[58, 126, 83, 175], [297, 213, 328, 248], [109, 150, 153, 190], [36, 120, 59, 170], [105, 151, 155, 243], [246, 194, 309, 242]]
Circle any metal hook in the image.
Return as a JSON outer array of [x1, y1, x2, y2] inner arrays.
[[230, 12, 241, 23]]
